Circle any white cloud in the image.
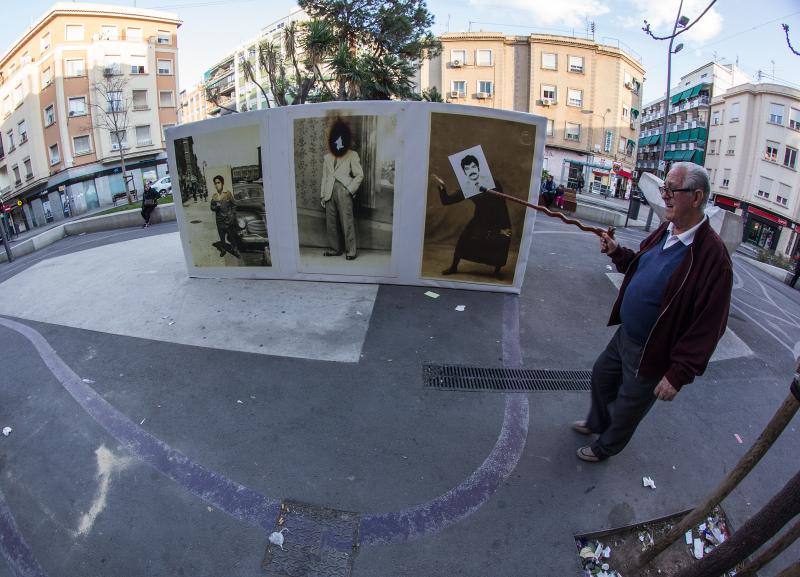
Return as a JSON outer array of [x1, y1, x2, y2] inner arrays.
[[469, 0, 611, 29], [625, 0, 724, 44]]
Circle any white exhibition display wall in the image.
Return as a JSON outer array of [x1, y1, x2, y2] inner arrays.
[[166, 102, 547, 293]]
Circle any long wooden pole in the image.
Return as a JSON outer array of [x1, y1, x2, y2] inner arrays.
[[635, 375, 800, 569], [736, 519, 800, 577], [774, 560, 800, 577], [671, 469, 800, 577]]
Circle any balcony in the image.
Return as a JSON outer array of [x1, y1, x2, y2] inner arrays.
[[25, 172, 33, 181]]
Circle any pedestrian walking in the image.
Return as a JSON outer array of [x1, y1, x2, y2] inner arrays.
[[573, 162, 733, 462], [141, 181, 159, 228], [576, 173, 585, 194]]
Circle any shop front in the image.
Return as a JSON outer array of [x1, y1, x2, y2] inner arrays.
[[713, 194, 740, 213], [743, 205, 788, 251]]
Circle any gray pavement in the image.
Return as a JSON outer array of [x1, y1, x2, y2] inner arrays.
[[0, 216, 798, 576]]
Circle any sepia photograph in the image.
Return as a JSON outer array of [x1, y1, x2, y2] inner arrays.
[[293, 112, 398, 272], [173, 124, 270, 267], [422, 112, 537, 285]]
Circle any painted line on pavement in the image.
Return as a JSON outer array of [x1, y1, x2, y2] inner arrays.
[[0, 488, 48, 577]]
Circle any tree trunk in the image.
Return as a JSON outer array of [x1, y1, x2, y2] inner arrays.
[[671, 469, 800, 577], [636, 388, 800, 568], [774, 559, 800, 577], [736, 518, 800, 577], [118, 147, 132, 205]]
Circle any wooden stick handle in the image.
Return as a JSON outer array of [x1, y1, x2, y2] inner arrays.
[[483, 187, 615, 239]]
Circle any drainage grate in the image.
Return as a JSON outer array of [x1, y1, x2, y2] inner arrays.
[[423, 364, 592, 392]]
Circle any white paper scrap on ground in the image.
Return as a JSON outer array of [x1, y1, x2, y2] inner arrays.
[[685, 530, 693, 545], [455, 305, 466, 311], [1, 427, 10, 436], [269, 528, 288, 550], [693, 538, 704, 559], [424, 291, 440, 299], [642, 476, 656, 489], [82, 378, 95, 384]]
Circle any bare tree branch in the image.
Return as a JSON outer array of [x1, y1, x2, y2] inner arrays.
[[90, 71, 134, 204], [783, 24, 800, 56], [642, 0, 719, 41]]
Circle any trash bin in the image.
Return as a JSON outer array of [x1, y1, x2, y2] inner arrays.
[[627, 197, 641, 220]]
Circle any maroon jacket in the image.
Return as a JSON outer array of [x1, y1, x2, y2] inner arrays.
[[608, 218, 732, 390]]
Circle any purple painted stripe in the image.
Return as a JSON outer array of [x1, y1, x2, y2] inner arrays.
[[0, 489, 48, 577], [0, 317, 280, 532], [358, 295, 529, 545]]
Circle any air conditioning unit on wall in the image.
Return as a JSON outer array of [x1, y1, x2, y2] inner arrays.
[[476, 92, 490, 99], [449, 91, 460, 98], [541, 98, 554, 106], [451, 59, 463, 67]]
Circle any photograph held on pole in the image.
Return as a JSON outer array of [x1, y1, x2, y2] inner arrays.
[[575, 162, 733, 463]]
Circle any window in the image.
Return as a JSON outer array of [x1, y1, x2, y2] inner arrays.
[[710, 169, 715, 184], [777, 183, 791, 206], [108, 91, 123, 113], [130, 55, 147, 74], [604, 130, 613, 153], [546, 119, 554, 137], [624, 71, 632, 86], [541, 84, 556, 101], [785, 146, 798, 170], [790, 108, 800, 131], [49, 143, 60, 165], [12, 165, 21, 185], [541, 52, 556, 70], [42, 66, 52, 88], [111, 130, 127, 149], [622, 106, 629, 118], [565, 122, 581, 141], [44, 104, 55, 127], [3, 96, 10, 117], [18, 120, 27, 143], [712, 110, 720, 125], [65, 58, 85, 77], [765, 140, 780, 162], [159, 90, 175, 107], [157, 30, 171, 45], [451, 80, 466, 97], [709, 139, 717, 155], [450, 49, 466, 65], [103, 55, 121, 75], [7, 131, 15, 150], [757, 176, 773, 199], [478, 80, 493, 95], [68, 96, 87, 116], [13, 84, 24, 104], [157, 59, 173, 75], [729, 102, 740, 122], [722, 169, 731, 188], [132, 89, 148, 110], [769, 103, 785, 125], [40, 32, 51, 52], [567, 88, 583, 107], [73, 135, 91, 155], [476, 49, 492, 66], [101, 25, 119, 40], [568, 55, 584, 73], [727, 136, 736, 155], [135, 125, 152, 146], [65, 24, 84, 41], [618, 136, 626, 153], [23, 158, 32, 179], [126, 27, 143, 41], [161, 123, 175, 140]]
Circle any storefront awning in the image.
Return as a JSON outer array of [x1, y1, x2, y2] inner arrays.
[[664, 150, 677, 160], [650, 134, 661, 146], [749, 206, 789, 227], [677, 129, 690, 142], [692, 150, 705, 164], [617, 168, 633, 179], [631, 108, 639, 119], [689, 128, 699, 141], [667, 132, 679, 144], [689, 85, 702, 98]]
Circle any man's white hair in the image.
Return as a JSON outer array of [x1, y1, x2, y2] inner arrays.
[[670, 162, 710, 203]]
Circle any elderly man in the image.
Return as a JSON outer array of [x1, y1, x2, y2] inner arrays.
[[573, 162, 733, 462]]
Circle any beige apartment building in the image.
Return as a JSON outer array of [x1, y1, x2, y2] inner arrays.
[[705, 83, 800, 256], [419, 32, 646, 196], [178, 82, 208, 124], [0, 2, 180, 235]]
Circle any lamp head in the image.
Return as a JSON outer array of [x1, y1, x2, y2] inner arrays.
[[673, 43, 684, 54]]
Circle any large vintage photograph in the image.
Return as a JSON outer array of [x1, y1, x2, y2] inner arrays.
[[174, 124, 270, 267], [422, 112, 536, 285], [293, 113, 398, 271]]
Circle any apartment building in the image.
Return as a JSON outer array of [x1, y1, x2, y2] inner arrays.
[[0, 2, 180, 234], [636, 62, 750, 177], [418, 32, 646, 197], [205, 10, 306, 117], [178, 82, 208, 124], [705, 83, 800, 255]]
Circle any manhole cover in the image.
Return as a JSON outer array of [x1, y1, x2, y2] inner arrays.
[[263, 500, 360, 577], [189, 220, 202, 224], [423, 363, 592, 392]]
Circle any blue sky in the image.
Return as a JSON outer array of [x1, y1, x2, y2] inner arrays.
[[2, 0, 799, 101]]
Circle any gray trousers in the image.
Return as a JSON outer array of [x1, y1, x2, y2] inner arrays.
[[586, 328, 661, 459], [326, 181, 357, 257]]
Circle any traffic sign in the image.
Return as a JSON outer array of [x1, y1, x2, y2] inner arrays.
[[16, 200, 22, 207]]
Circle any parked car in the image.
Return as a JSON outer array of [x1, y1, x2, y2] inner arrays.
[[232, 197, 270, 266], [151, 176, 172, 197]]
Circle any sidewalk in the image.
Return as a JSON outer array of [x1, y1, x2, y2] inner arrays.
[[7, 204, 125, 246], [574, 191, 662, 229]]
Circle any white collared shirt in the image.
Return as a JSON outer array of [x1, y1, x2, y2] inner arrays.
[[663, 215, 707, 249]]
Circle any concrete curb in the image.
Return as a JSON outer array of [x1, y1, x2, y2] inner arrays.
[[736, 254, 792, 283], [0, 204, 176, 263]]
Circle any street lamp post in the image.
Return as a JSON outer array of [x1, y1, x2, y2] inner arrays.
[[658, 3, 688, 179], [581, 108, 611, 195]]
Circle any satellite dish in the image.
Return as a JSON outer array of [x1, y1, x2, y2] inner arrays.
[[638, 172, 666, 221]]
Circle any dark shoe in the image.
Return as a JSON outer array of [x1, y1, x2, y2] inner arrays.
[[230, 249, 241, 258], [441, 267, 458, 275], [572, 420, 593, 435], [346, 255, 357, 261], [576, 446, 602, 463], [324, 250, 343, 257]]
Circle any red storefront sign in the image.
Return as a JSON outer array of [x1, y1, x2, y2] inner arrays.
[[617, 169, 632, 179], [749, 206, 788, 227], [714, 196, 739, 209]]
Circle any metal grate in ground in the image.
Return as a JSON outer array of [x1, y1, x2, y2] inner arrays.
[[423, 364, 592, 392]]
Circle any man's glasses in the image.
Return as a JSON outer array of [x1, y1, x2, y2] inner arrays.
[[659, 186, 695, 197]]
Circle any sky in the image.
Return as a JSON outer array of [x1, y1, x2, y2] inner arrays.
[[2, 0, 799, 101]]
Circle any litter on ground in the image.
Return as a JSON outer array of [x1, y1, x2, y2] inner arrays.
[[2, 427, 11, 437], [734, 433, 743, 444], [642, 476, 657, 489], [81, 378, 95, 384], [269, 528, 288, 551], [424, 291, 440, 299], [455, 305, 466, 312]]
